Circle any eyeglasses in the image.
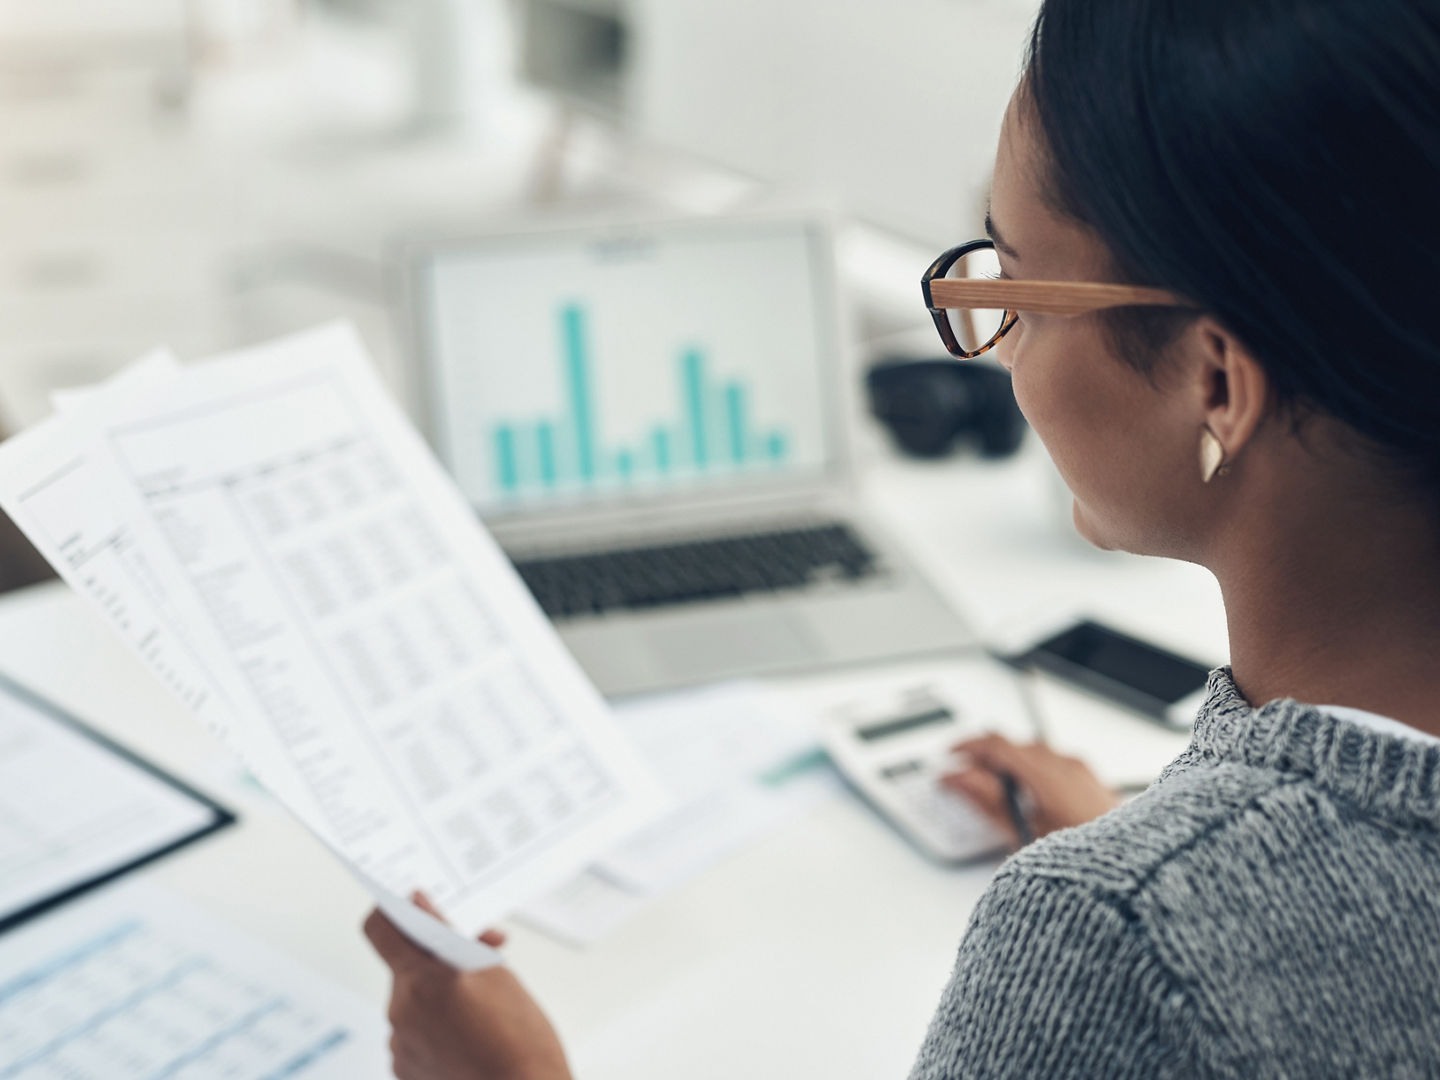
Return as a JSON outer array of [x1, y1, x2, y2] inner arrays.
[[921, 239, 1190, 359]]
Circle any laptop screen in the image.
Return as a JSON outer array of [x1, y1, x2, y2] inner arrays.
[[416, 220, 836, 516]]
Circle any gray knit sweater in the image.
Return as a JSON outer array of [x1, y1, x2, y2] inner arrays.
[[910, 668, 1440, 1078]]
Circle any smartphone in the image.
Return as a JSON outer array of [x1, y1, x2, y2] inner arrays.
[[1008, 618, 1213, 729]]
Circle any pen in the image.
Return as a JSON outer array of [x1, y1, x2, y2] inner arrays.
[[1000, 772, 1033, 847]]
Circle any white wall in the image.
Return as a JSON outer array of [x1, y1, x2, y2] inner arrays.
[[629, 0, 1038, 245], [0, 0, 185, 40]]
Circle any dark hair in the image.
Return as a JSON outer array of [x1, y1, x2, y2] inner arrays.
[[1024, 0, 1440, 489]]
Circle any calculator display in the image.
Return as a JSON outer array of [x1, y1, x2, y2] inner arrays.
[[855, 707, 952, 742]]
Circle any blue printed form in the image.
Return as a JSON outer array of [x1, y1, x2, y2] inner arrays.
[[0, 883, 387, 1079]]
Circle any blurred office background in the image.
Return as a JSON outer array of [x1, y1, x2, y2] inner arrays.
[[0, 0, 1036, 428]]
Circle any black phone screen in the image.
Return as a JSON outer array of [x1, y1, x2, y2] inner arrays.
[[1025, 620, 1210, 707]]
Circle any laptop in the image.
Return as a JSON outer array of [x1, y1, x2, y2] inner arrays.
[[403, 216, 974, 697]]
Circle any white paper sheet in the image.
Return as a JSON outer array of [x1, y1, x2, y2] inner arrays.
[[518, 683, 840, 944], [595, 682, 833, 894], [607, 682, 822, 808], [514, 868, 647, 947], [0, 402, 242, 735], [0, 678, 221, 926], [0, 324, 665, 964], [0, 882, 388, 1079], [594, 776, 835, 896]]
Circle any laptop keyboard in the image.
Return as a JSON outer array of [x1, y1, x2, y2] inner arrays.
[[512, 522, 881, 619]]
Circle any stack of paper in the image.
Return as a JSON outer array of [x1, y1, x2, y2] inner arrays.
[[0, 324, 665, 967]]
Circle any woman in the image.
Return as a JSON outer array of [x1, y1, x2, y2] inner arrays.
[[363, 0, 1440, 1074]]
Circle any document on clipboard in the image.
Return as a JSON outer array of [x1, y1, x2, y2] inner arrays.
[[0, 673, 232, 933], [0, 324, 665, 968]]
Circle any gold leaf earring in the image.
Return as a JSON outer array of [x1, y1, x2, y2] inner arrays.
[[1199, 426, 1230, 483]]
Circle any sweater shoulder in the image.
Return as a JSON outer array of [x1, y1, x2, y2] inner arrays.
[[919, 721, 1440, 1078], [994, 754, 1294, 898]]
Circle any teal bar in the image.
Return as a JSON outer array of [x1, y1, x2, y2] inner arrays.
[[682, 348, 708, 468], [616, 449, 634, 482], [651, 427, 672, 475], [537, 421, 558, 487], [766, 431, 787, 462], [724, 383, 747, 465], [561, 304, 597, 482], [495, 425, 519, 493]]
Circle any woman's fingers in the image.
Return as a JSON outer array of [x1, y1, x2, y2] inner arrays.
[[952, 733, 1057, 790], [411, 890, 507, 948], [410, 890, 445, 920], [954, 732, 1033, 769], [363, 908, 433, 974], [950, 733, 1121, 835], [941, 766, 1007, 816], [941, 768, 1020, 843]]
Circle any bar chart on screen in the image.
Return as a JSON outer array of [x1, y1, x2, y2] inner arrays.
[[490, 302, 794, 499], [421, 221, 832, 513]]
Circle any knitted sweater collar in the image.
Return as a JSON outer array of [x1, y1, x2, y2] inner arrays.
[[1181, 667, 1440, 829]]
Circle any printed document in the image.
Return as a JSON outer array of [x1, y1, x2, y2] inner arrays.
[[0, 675, 226, 929], [0, 324, 664, 958], [0, 882, 387, 1079]]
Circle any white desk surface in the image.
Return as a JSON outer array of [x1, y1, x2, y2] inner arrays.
[[0, 439, 1225, 1080]]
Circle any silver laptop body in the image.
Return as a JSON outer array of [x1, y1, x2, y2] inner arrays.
[[404, 216, 973, 697]]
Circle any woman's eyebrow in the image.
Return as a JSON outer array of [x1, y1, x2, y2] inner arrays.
[[984, 209, 1021, 261]]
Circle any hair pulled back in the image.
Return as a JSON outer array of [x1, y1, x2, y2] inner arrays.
[[1025, 0, 1440, 488]]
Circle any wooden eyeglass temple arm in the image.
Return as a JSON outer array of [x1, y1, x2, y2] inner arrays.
[[926, 277, 1186, 316]]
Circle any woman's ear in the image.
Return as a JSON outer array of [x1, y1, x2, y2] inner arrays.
[[1186, 317, 1269, 463]]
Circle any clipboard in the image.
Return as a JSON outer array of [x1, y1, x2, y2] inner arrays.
[[0, 672, 234, 933]]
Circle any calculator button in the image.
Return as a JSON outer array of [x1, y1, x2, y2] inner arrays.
[[879, 758, 924, 780], [890, 772, 994, 842]]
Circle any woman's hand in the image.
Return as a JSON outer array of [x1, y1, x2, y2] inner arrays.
[[363, 894, 572, 1080], [942, 733, 1121, 845]]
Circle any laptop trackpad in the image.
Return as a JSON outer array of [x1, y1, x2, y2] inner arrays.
[[644, 608, 820, 681]]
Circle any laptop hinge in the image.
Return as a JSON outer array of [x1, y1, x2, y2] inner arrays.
[[489, 485, 848, 554]]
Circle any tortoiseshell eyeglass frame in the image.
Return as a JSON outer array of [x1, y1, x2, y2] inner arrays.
[[921, 238, 1192, 360]]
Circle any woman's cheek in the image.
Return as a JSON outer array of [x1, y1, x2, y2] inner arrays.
[[1006, 335, 1095, 501], [1005, 333, 1053, 443], [996, 332, 1035, 414]]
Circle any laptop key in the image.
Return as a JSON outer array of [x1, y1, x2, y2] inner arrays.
[[511, 522, 879, 619]]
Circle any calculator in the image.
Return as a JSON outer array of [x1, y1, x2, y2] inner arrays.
[[821, 686, 1012, 864]]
